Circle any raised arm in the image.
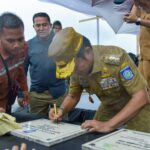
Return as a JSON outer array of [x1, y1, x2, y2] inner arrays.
[[124, 4, 150, 28]]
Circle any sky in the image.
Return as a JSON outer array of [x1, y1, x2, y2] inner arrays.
[[0, 0, 137, 54]]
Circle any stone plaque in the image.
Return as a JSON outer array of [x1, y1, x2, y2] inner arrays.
[[11, 119, 86, 146], [82, 129, 150, 150]]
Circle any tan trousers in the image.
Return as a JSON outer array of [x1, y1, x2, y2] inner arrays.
[[29, 91, 66, 116], [138, 60, 150, 87]]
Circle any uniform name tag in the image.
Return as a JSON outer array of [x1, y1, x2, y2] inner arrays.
[[120, 66, 134, 80]]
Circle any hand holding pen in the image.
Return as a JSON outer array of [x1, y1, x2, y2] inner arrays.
[[49, 104, 64, 122], [53, 104, 58, 123]]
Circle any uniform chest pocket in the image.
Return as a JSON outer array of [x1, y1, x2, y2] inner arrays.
[[100, 77, 121, 96]]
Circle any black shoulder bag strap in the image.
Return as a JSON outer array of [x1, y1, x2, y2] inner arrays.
[[0, 54, 12, 86], [0, 54, 13, 113]]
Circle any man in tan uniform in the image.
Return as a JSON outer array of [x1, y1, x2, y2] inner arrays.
[[124, 4, 150, 87], [49, 27, 150, 133]]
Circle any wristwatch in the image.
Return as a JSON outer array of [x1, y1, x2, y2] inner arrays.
[[59, 106, 65, 116], [135, 17, 141, 25]]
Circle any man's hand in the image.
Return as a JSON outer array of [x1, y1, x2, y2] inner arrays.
[[123, 13, 138, 23], [17, 98, 26, 107], [49, 108, 63, 122], [17, 91, 29, 107], [81, 120, 115, 133], [11, 143, 27, 150], [11, 143, 35, 150]]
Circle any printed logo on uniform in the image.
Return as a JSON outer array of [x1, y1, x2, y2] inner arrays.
[[120, 66, 134, 80]]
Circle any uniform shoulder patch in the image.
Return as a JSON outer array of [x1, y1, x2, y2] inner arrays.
[[120, 66, 134, 80]]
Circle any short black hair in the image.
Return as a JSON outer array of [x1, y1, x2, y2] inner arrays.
[[128, 52, 139, 66], [33, 12, 51, 24], [77, 36, 92, 58], [53, 20, 62, 29], [0, 12, 24, 34]]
